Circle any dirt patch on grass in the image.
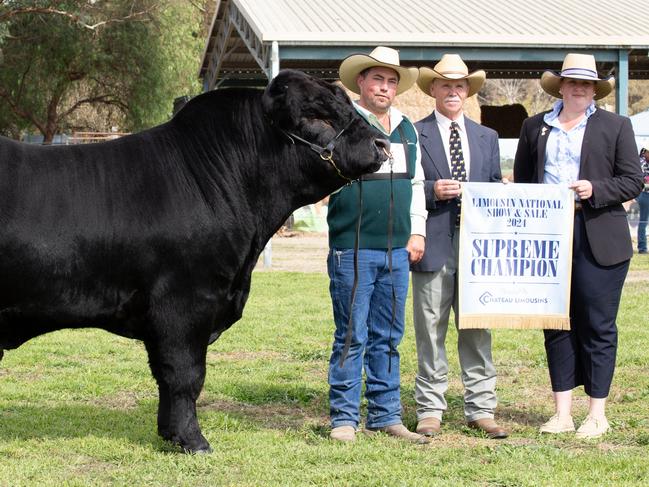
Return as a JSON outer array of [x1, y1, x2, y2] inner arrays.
[[254, 233, 328, 273], [87, 390, 154, 410], [626, 270, 649, 282], [197, 396, 327, 431], [257, 233, 649, 281], [207, 350, 284, 362]]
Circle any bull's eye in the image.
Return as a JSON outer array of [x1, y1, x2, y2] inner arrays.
[[300, 118, 337, 141]]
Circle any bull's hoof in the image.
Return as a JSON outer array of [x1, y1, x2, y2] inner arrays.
[[172, 433, 211, 454], [184, 445, 213, 455]]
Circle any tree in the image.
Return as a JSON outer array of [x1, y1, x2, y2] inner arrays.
[[628, 80, 649, 116], [479, 78, 555, 116], [0, 0, 205, 143]]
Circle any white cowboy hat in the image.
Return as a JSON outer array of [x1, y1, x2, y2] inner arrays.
[[540, 53, 615, 100], [416, 54, 486, 98], [339, 46, 418, 95]]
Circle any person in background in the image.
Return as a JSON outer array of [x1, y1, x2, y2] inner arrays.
[[410, 54, 508, 440], [636, 142, 649, 254], [326, 46, 429, 444], [514, 53, 643, 438]]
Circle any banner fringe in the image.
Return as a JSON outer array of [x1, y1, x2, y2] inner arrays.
[[459, 314, 570, 330]]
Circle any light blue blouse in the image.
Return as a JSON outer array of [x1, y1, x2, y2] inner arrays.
[[543, 100, 596, 186]]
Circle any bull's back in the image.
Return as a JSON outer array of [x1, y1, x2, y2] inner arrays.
[[1, 131, 190, 232], [0, 130, 258, 344], [0, 136, 151, 333]]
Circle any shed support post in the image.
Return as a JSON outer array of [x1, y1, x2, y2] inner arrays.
[[262, 41, 281, 269], [616, 49, 629, 116]]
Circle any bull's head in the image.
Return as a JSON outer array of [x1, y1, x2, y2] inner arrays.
[[262, 70, 389, 181]]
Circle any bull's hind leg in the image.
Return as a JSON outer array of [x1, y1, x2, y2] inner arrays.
[[144, 332, 211, 454]]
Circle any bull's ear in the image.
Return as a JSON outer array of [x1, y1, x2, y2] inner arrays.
[[262, 71, 302, 128]]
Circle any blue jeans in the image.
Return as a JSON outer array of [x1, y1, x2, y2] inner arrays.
[[327, 247, 409, 429], [638, 192, 649, 252]]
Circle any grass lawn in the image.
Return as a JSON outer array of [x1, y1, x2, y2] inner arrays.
[[1, 256, 648, 486]]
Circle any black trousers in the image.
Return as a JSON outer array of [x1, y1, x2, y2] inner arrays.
[[544, 211, 629, 398]]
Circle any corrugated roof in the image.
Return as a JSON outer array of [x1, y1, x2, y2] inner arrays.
[[234, 0, 649, 47], [200, 0, 649, 93]]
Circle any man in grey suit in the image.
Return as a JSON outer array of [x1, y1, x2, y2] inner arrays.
[[411, 54, 508, 439]]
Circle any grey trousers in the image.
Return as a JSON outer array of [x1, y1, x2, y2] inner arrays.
[[411, 231, 497, 422]]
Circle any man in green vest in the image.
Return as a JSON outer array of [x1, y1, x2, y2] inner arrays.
[[327, 46, 428, 443]]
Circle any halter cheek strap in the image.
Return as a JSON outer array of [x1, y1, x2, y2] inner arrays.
[[278, 118, 357, 183]]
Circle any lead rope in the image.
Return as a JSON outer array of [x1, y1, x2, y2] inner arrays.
[[387, 157, 396, 373], [339, 177, 363, 367], [387, 124, 408, 373]]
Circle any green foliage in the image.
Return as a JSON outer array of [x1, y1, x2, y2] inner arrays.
[[0, 271, 648, 485], [108, 1, 205, 130], [629, 80, 649, 116], [0, 0, 204, 141]]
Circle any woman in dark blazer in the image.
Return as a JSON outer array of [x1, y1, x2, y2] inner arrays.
[[514, 53, 643, 439]]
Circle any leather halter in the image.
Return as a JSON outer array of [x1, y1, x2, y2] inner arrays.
[[278, 118, 356, 183]]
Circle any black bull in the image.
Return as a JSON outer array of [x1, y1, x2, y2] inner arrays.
[[0, 70, 388, 453]]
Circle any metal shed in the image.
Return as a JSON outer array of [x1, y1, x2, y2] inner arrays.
[[200, 0, 649, 114]]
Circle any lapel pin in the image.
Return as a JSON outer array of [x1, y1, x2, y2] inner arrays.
[[541, 127, 548, 137]]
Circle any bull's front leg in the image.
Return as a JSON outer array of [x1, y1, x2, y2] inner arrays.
[[154, 381, 172, 442], [144, 329, 211, 454]]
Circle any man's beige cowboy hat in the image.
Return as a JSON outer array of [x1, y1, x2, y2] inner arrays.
[[417, 54, 486, 97], [540, 53, 615, 100], [339, 46, 418, 95]]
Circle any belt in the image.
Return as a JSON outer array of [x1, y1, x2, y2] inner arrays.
[[575, 201, 583, 211]]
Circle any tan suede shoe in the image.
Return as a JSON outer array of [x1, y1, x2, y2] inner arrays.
[[539, 414, 575, 434], [576, 416, 610, 439], [330, 425, 356, 442]]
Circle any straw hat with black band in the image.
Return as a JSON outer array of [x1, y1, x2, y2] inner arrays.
[[338, 46, 418, 95], [416, 54, 486, 98], [540, 53, 615, 100]]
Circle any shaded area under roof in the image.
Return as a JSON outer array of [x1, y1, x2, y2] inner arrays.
[[200, 0, 649, 112]]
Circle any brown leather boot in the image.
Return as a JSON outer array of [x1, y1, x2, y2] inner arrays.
[[416, 417, 442, 436], [467, 418, 508, 439], [365, 423, 431, 444]]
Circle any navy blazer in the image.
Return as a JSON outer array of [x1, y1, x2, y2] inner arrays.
[[514, 108, 643, 266], [411, 112, 501, 273]]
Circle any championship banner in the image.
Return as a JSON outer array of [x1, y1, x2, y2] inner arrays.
[[458, 182, 574, 330]]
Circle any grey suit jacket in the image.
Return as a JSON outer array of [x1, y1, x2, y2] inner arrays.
[[411, 112, 502, 273]]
